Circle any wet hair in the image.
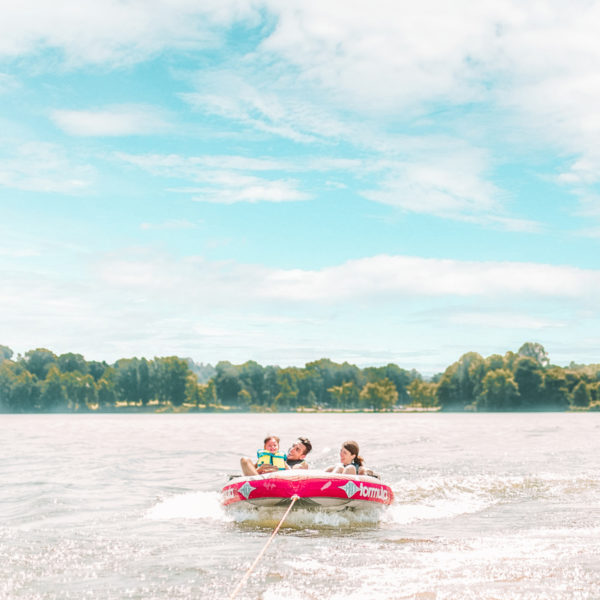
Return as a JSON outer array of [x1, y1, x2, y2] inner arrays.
[[342, 440, 364, 466], [297, 436, 312, 455], [264, 435, 280, 446]]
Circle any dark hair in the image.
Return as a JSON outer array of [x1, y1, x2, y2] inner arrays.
[[343, 440, 364, 466], [298, 436, 312, 455], [264, 435, 280, 445]]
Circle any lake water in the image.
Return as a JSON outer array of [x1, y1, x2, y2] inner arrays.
[[1, 412, 599, 599]]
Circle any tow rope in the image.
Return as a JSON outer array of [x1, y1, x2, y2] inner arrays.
[[228, 494, 300, 600]]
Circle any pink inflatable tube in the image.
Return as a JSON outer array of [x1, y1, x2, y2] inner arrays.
[[222, 469, 394, 510]]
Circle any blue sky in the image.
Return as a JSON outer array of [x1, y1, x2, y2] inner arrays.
[[1, 1, 600, 374]]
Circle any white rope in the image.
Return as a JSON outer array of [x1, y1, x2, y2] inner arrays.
[[228, 494, 300, 600]]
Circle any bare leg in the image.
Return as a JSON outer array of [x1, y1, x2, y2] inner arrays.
[[240, 457, 259, 476]]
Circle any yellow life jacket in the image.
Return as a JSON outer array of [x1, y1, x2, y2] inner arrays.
[[256, 450, 287, 470]]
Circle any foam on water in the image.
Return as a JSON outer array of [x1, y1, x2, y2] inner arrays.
[[145, 470, 598, 531], [382, 471, 599, 526], [145, 491, 225, 521], [225, 503, 386, 529], [145, 488, 389, 529]]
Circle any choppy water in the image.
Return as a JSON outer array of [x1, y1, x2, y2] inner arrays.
[[1, 413, 599, 599]]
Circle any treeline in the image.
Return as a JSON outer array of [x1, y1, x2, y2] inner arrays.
[[0, 342, 598, 413], [0, 345, 198, 412], [428, 342, 600, 411]]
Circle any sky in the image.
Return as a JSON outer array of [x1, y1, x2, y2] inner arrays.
[[1, 1, 600, 375]]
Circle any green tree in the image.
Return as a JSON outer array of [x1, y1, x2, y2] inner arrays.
[[572, 381, 591, 407], [77, 374, 96, 410], [58, 353, 88, 374], [359, 378, 398, 411], [263, 366, 280, 407], [328, 381, 359, 411], [564, 371, 583, 394], [485, 353, 505, 371], [23, 348, 57, 379], [477, 369, 519, 411], [40, 366, 67, 411], [274, 368, 300, 409], [543, 368, 570, 410], [0, 360, 18, 409], [115, 359, 142, 405], [185, 373, 203, 407], [590, 382, 600, 404], [60, 371, 95, 411], [238, 361, 265, 404], [199, 379, 217, 409], [436, 352, 485, 410], [138, 358, 152, 406], [304, 359, 336, 406], [237, 388, 252, 407], [154, 357, 189, 407], [364, 364, 414, 402], [96, 377, 117, 410], [88, 360, 109, 381], [213, 361, 242, 405], [503, 351, 519, 372], [518, 342, 550, 367], [513, 357, 544, 409], [305, 389, 317, 408], [304, 359, 364, 407], [0, 345, 13, 363], [407, 379, 438, 408], [10, 370, 41, 412]]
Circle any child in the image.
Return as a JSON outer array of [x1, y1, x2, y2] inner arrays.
[[240, 435, 287, 476], [255, 435, 287, 470]]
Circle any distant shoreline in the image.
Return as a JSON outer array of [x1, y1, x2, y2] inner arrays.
[[2, 404, 598, 414], [2, 344, 599, 413]]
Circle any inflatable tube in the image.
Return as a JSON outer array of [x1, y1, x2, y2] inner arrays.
[[221, 469, 394, 510]]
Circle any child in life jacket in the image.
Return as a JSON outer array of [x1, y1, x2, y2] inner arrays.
[[256, 435, 287, 470], [240, 435, 287, 476]]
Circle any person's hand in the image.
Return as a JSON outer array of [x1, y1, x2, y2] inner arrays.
[[256, 465, 278, 474]]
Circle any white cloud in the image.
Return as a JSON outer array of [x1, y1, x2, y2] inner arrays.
[[253, 2, 600, 226], [9, 1, 598, 226], [261, 0, 500, 114], [362, 157, 499, 217], [181, 73, 349, 144], [363, 170, 540, 231], [259, 255, 599, 302], [258, 1, 600, 142], [0, 0, 259, 66], [189, 180, 308, 204], [116, 152, 289, 176], [0, 141, 94, 193], [2, 249, 599, 370], [116, 151, 310, 204], [445, 311, 566, 331], [51, 105, 170, 136], [6, 1, 600, 162], [90, 251, 600, 307], [115, 144, 533, 225]]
